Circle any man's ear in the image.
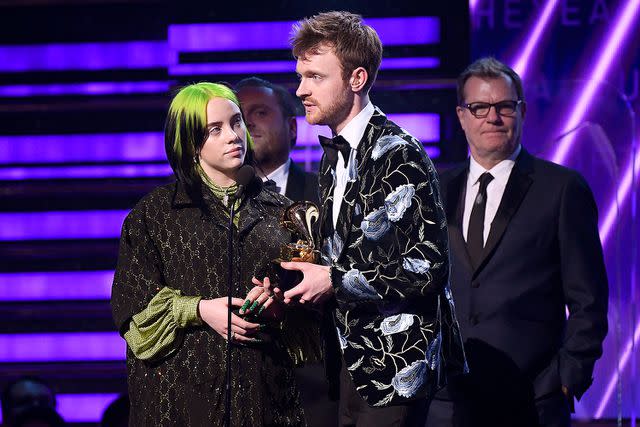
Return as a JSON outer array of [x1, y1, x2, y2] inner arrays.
[[288, 116, 297, 147], [350, 67, 368, 93], [456, 106, 466, 132]]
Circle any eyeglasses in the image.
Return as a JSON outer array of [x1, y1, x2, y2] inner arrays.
[[460, 100, 523, 118]]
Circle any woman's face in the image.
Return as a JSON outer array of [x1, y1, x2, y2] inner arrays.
[[198, 97, 247, 186]]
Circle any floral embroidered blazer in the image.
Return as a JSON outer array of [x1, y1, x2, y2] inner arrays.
[[319, 107, 467, 407]]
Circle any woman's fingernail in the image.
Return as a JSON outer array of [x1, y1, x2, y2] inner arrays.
[[240, 299, 251, 313], [249, 301, 260, 312]]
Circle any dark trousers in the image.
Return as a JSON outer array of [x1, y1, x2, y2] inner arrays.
[[426, 387, 571, 427], [295, 363, 338, 427], [339, 363, 429, 427]]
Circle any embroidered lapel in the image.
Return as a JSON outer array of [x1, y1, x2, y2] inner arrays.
[[318, 158, 335, 243], [333, 109, 386, 261]]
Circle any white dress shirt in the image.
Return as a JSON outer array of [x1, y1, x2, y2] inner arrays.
[[332, 102, 375, 227], [463, 145, 521, 244], [262, 158, 290, 196]]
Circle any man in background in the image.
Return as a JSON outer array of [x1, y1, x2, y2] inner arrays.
[[235, 77, 318, 204], [428, 57, 608, 427]]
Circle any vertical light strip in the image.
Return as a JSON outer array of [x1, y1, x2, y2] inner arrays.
[[551, 0, 640, 165], [511, 0, 560, 79], [595, 319, 640, 418], [599, 150, 640, 243], [469, 0, 479, 13], [593, 136, 639, 417]]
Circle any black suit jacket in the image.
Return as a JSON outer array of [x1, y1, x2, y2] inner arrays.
[[285, 161, 319, 204], [440, 148, 608, 402]]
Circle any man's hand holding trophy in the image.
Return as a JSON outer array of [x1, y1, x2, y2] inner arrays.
[[252, 201, 334, 306]]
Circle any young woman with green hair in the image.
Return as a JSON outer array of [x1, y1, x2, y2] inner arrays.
[[111, 82, 309, 426]]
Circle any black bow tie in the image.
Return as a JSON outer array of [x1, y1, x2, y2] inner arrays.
[[319, 135, 352, 168], [263, 179, 281, 194]]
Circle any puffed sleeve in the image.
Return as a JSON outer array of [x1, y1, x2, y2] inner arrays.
[[124, 287, 202, 361], [111, 204, 201, 362]]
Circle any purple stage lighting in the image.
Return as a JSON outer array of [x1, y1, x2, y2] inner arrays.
[[511, 0, 559, 79], [0, 164, 172, 180], [0, 18, 439, 74], [551, 0, 640, 166], [599, 152, 640, 244], [0, 41, 169, 72], [0, 332, 125, 362], [57, 394, 121, 423], [295, 114, 440, 147], [595, 319, 640, 417], [0, 210, 128, 241], [1, 114, 438, 165], [169, 57, 439, 76], [0, 393, 121, 424], [0, 81, 170, 97], [0, 133, 165, 164], [291, 146, 441, 164], [0, 271, 114, 301], [168, 17, 440, 53]]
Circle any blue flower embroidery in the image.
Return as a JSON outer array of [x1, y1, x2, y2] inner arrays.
[[402, 257, 431, 274], [425, 332, 442, 370], [384, 184, 415, 222], [322, 232, 344, 263], [380, 313, 415, 336], [360, 207, 391, 240], [391, 360, 428, 398], [347, 156, 358, 182], [342, 269, 381, 300], [336, 327, 348, 350], [372, 134, 409, 160]]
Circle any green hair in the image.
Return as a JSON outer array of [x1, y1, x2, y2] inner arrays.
[[164, 82, 255, 200]]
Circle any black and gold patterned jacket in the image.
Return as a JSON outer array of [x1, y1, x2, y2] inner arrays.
[[320, 107, 468, 407], [111, 180, 307, 426]]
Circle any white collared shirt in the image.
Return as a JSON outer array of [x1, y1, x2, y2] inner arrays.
[[262, 158, 290, 196], [332, 102, 375, 227], [463, 145, 522, 244]]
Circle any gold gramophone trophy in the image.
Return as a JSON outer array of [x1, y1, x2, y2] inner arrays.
[[276, 201, 320, 264]]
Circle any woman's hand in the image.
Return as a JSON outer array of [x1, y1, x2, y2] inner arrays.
[[245, 277, 284, 321], [198, 297, 261, 343]]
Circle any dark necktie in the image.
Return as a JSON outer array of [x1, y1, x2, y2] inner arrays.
[[319, 135, 351, 168], [263, 179, 281, 194], [467, 172, 494, 268]]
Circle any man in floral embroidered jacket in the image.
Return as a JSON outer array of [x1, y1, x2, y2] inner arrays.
[[266, 11, 467, 426]]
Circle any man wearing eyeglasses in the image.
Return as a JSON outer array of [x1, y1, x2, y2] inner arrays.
[[427, 57, 608, 427]]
